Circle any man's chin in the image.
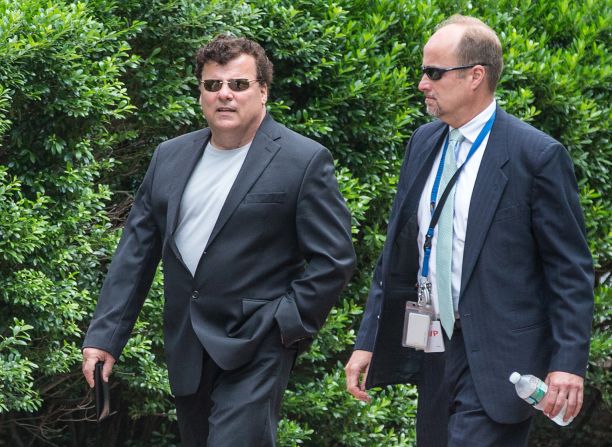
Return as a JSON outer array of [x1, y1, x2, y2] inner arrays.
[[210, 119, 239, 131], [425, 104, 440, 117]]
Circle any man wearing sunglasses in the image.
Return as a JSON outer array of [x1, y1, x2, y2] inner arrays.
[[345, 14, 593, 446], [82, 35, 356, 446]]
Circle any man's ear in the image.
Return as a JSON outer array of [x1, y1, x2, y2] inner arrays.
[[471, 65, 487, 91], [260, 84, 268, 104]]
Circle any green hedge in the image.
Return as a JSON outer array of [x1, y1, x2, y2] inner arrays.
[[0, 0, 609, 446]]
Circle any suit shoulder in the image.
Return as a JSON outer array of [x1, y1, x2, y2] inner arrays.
[[268, 120, 328, 159], [402, 119, 446, 157], [504, 112, 560, 148], [406, 119, 446, 149], [157, 128, 209, 155], [500, 111, 568, 168]]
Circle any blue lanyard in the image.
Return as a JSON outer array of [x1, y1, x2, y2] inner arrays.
[[420, 110, 496, 278]]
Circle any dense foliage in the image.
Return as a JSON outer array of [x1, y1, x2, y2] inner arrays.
[[0, 0, 609, 446]]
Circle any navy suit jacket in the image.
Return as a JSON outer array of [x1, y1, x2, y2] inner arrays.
[[355, 106, 593, 423], [84, 115, 356, 396]]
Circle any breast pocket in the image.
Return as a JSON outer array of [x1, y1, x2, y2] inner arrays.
[[244, 192, 286, 204], [492, 205, 528, 223]]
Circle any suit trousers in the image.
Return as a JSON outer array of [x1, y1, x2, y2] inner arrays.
[[416, 322, 533, 447], [174, 325, 297, 447]]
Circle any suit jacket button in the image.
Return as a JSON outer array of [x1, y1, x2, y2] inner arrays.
[[191, 290, 199, 300]]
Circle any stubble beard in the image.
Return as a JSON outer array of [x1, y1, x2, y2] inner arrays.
[[425, 100, 440, 117]]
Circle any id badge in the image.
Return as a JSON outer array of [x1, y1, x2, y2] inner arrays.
[[425, 320, 445, 353], [402, 301, 435, 350]]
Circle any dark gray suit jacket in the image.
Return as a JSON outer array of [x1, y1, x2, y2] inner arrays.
[[84, 115, 356, 396], [355, 106, 593, 424]]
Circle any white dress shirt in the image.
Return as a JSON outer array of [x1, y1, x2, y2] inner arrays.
[[417, 100, 496, 316]]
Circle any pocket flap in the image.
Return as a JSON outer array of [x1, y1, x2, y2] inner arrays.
[[242, 298, 270, 316], [244, 192, 286, 203]]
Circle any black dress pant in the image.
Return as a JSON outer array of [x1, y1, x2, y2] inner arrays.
[[174, 326, 297, 447], [416, 323, 533, 447]]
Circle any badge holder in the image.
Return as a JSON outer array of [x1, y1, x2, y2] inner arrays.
[[402, 279, 435, 350]]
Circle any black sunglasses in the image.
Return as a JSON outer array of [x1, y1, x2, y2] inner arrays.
[[422, 63, 489, 81], [200, 78, 262, 92]]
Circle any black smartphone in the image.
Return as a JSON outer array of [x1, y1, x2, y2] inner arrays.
[[94, 361, 111, 422]]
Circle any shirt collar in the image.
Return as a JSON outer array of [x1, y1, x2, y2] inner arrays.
[[450, 99, 496, 143]]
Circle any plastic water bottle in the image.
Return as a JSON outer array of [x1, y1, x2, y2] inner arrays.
[[509, 372, 573, 426]]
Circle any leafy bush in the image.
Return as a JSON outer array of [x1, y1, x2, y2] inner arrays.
[[0, 0, 138, 442], [0, 0, 609, 446]]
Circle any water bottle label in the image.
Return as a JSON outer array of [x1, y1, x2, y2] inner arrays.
[[528, 386, 546, 405]]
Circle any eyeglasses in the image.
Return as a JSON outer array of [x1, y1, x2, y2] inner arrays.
[[200, 79, 262, 92], [421, 63, 489, 81]]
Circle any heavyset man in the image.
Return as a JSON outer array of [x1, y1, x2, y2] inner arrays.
[[82, 35, 356, 446]]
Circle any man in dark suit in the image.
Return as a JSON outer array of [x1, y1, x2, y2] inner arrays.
[[82, 35, 356, 446], [345, 15, 593, 446]]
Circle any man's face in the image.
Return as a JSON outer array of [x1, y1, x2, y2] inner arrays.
[[418, 25, 472, 126], [199, 54, 268, 147]]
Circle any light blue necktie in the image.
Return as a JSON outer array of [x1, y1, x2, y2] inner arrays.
[[436, 129, 463, 339]]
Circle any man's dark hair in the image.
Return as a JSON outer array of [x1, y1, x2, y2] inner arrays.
[[195, 35, 273, 87], [436, 15, 503, 93]]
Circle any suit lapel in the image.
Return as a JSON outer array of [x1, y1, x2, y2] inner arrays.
[[389, 125, 448, 243], [167, 129, 210, 260], [204, 115, 281, 250], [460, 108, 509, 295]]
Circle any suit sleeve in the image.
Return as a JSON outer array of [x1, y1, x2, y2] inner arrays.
[[354, 128, 421, 352], [82, 147, 163, 360], [531, 142, 594, 376], [354, 253, 383, 351], [274, 147, 356, 347]]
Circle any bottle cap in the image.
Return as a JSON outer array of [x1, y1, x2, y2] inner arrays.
[[509, 372, 520, 384]]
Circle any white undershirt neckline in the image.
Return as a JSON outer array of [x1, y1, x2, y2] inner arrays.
[[174, 140, 251, 275]]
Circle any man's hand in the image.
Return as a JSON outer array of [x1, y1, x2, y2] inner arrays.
[[82, 348, 116, 388], [345, 350, 373, 402], [541, 371, 584, 422]]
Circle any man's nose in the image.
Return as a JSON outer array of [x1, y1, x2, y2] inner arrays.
[[418, 75, 430, 92], [218, 83, 234, 100]]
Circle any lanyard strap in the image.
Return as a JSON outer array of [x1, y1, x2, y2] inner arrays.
[[420, 110, 496, 278]]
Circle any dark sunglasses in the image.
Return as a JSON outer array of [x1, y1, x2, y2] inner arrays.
[[200, 78, 262, 92], [422, 63, 489, 81]]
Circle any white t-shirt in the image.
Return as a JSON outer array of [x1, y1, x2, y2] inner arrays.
[[174, 141, 251, 275]]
